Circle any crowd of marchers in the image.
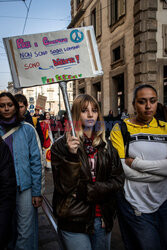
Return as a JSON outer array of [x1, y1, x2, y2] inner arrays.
[[0, 84, 167, 250]]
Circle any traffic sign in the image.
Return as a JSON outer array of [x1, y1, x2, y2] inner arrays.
[[29, 104, 34, 109], [29, 97, 34, 103]]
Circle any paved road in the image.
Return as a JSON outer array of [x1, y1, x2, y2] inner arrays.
[[39, 169, 125, 250]]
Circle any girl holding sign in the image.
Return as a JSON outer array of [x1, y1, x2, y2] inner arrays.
[[51, 94, 124, 250]]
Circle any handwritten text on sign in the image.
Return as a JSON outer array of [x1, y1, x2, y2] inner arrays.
[[3, 26, 103, 88]]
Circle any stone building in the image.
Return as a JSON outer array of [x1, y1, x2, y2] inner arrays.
[[7, 81, 73, 116], [68, 0, 167, 116], [22, 82, 73, 116]]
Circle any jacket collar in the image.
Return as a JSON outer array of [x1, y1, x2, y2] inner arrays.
[[125, 117, 159, 128]]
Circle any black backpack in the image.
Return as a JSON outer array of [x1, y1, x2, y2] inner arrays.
[[119, 121, 130, 157]]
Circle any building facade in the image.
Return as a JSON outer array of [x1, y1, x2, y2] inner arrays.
[[68, 0, 167, 116], [23, 82, 73, 116]]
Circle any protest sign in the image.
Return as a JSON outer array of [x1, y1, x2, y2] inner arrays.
[[3, 26, 103, 89], [36, 94, 47, 110]]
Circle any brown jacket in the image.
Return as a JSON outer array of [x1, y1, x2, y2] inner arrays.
[[51, 135, 124, 234]]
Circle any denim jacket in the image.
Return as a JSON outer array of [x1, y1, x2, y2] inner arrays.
[[0, 121, 42, 196]]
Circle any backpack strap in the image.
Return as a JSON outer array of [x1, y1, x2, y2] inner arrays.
[[119, 121, 130, 158], [2, 126, 20, 140]]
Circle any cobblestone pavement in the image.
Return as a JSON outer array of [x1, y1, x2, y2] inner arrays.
[[38, 169, 125, 250]]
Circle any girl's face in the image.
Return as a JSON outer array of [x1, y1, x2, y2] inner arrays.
[[45, 113, 50, 120], [133, 88, 158, 123], [0, 96, 16, 120], [80, 102, 98, 129]]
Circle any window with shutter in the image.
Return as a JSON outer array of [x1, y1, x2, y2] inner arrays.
[[91, 8, 96, 35], [108, 0, 112, 26], [162, 25, 167, 57], [109, 0, 126, 26], [111, 0, 116, 25], [118, 0, 121, 19], [96, 1, 102, 37], [110, 37, 124, 68], [91, 1, 102, 38], [119, 0, 125, 17]]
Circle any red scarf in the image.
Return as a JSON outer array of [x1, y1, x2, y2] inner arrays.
[[83, 134, 101, 217]]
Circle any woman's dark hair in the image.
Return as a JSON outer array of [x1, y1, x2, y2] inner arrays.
[[155, 102, 167, 122], [132, 84, 157, 105], [0, 92, 23, 123]]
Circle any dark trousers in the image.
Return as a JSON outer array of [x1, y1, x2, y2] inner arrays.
[[116, 192, 167, 250]]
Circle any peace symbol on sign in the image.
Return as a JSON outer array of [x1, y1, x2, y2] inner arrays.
[[70, 30, 84, 43]]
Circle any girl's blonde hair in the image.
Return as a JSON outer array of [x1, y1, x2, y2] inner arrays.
[[72, 94, 106, 147]]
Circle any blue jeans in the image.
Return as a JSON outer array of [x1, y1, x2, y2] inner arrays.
[[8, 188, 38, 250], [59, 217, 111, 250], [116, 192, 167, 250]]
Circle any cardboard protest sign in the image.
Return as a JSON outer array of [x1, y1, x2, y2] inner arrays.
[[36, 94, 47, 110], [3, 26, 103, 89]]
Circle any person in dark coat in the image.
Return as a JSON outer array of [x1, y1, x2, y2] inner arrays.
[[51, 94, 124, 250], [154, 102, 167, 122], [33, 108, 44, 121], [0, 136, 16, 249], [103, 109, 115, 139], [15, 94, 44, 147]]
